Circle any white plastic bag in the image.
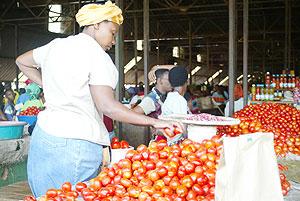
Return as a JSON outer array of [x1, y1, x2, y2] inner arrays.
[[215, 132, 283, 201]]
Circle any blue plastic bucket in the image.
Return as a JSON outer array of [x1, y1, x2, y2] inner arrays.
[[0, 121, 27, 140], [17, 115, 37, 126]]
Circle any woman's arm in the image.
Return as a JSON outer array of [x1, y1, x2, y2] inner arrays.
[[90, 85, 183, 132], [16, 50, 43, 86]]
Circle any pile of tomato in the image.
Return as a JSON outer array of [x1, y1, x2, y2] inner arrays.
[[19, 106, 41, 116], [111, 137, 130, 149], [217, 103, 300, 157], [25, 137, 222, 201], [24, 133, 291, 201], [278, 164, 291, 196]]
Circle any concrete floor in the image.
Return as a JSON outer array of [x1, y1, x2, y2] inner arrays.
[[0, 181, 32, 201]]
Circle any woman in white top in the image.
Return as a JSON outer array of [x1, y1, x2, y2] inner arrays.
[[15, 2, 181, 197]]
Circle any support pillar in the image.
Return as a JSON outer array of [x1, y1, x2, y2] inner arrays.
[[115, 0, 124, 138], [228, 0, 237, 117], [188, 19, 192, 85], [243, 0, 249, 107], [15, 25, 19, 90]]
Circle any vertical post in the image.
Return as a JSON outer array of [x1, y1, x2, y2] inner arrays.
[[15, 25, 19, 90], [156, 21, 160, 64], [188, 19, 192, 85], [287, 0, 291, 71], [134, 13, 138, 86], [115, 0, 124, 138], [262, 16, 266, 73], [73, 1, 81, 34], [143, 0, 149, 95], [228, 0, 236, 117], [206, 40, 209, 69], [143, 0, 150, 143], [285, 0, 291, 71], [243, 0, 248, 107]]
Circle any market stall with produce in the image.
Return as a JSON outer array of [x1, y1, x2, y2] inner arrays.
[[22, 103, 300, 201], [250, 71, 300, 108], [1, 0, 300, 200]]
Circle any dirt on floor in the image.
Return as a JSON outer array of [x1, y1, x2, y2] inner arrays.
[[0, 181, 32, 201]]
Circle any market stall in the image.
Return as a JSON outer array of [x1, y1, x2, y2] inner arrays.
[[0, 122, 30, 188], [23, 103, 300, 201]]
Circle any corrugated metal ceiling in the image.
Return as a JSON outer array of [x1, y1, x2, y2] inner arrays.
[[0, 57, 17, 81]]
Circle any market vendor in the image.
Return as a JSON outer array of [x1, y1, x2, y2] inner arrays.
[[162, 66, 189, 115], [15, 82, 43, 112], [15, 1, 182, 198], [133, 68, 172, 118]]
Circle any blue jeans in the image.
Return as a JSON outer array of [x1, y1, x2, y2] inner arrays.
[[27, 125, 103, 198]]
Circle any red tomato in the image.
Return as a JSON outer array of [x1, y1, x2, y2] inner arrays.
[[128, 186, 141, 198], [112, 137, 119, 143], [75, 182, 87, 193], [120, 140, 129, 148], [176, 185, 188, 197], [137, 144, 148, 152], [192, 184, 205, 196], [173, 126, 182, 135], [46, 189, 58, 198], [181, 175, 194, 188], [164, 128, 174, 137], [23, 196, 36, 201], [112, 142, 121, 149], [61, 182, 72, 192]]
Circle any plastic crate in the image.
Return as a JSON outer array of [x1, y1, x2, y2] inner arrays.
[[17, 115, 37, 126], [0, 121, 27, 140]]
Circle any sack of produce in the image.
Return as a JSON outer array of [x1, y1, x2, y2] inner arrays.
[[215, 132, 283, 201]]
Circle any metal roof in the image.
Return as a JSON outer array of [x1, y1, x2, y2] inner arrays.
[[0, 0, 299, 84], [0, 57, 17, 81]]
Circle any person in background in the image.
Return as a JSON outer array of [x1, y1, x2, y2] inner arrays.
[[162, 66, 189, 115], [0, 108, 7, 121], [3, 89, 16, 121], [16, 83, 43, 112], [15, 2, 181, 197], [212, 85, 227, 112], [129, 82, 145, 108], [184, 91, 192, 114], [224, 83, 244, 117], [16, 88, 30, 111], [133, 68, 172, 118]]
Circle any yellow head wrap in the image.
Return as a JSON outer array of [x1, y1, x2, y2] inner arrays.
[[75, 1, 123, 27]]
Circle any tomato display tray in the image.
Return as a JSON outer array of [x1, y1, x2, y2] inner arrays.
[[159, 114, 240, 126]]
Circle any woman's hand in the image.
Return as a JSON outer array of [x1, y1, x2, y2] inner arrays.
[[152, 119, 184, 138]]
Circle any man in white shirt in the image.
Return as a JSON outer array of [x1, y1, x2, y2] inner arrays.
[[162, 66, 189, 115], [224, 84, 245, 117], [15, 1, 181, 197]]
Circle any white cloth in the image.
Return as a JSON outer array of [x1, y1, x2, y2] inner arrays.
[[161, 91, 188, 115], [224, 98, 244, 117], [129, 94, 144, 107], [138, 97, 156, 115], [33, 33, 118, 146]]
